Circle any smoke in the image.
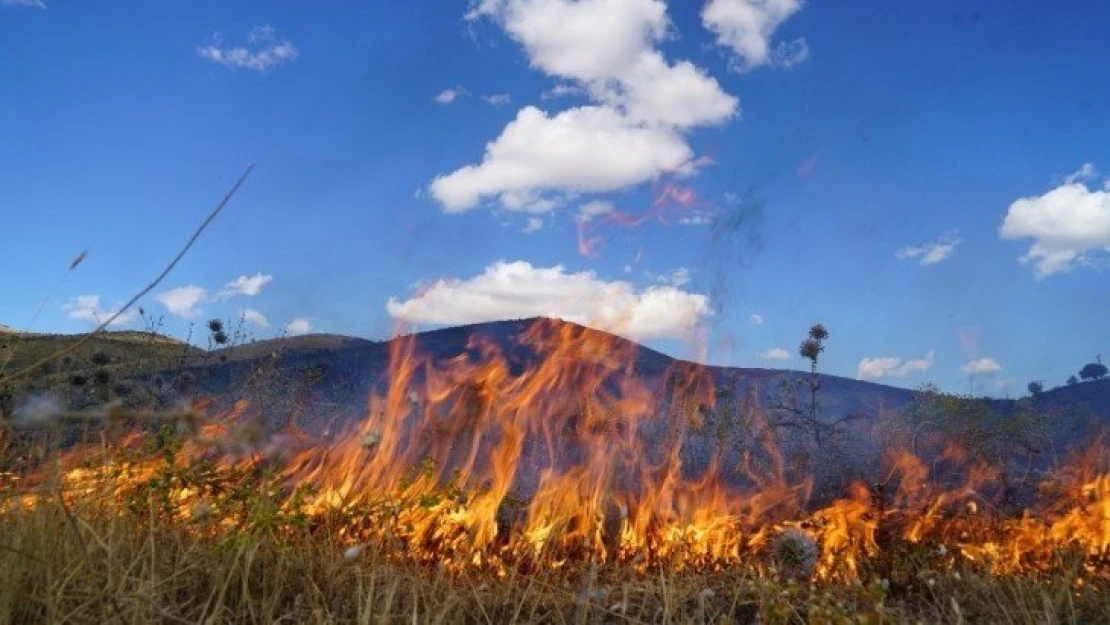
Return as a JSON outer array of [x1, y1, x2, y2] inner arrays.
[[703, 185, 767, 325], [12, 393, 63, 426]]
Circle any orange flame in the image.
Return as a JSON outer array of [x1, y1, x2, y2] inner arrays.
[[8, 318, 1108, 582]]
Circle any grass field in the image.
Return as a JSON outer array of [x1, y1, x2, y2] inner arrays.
[[1, 322, 1108, 624], [1, 475, 1106, 624], [1, 411, 1106, 624]]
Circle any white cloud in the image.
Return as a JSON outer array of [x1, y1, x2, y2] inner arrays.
[[240, 309, 269, 328], [2, 0, 46, 8], [435, 86, 467, 104], [896, 232, 961, 266], [285, 318, 312, 336], [483, 93, 512, 106], [605, 53, 738, 128], [63, 295, 136, 327], [759, 347, 789, 361], [773, 37, 809, 67], [220, 273, 273, 297], [540, 83, 584, 99], [467, 0, 668, 81], [197, 25, 298, 72], [156, 286, 207, 319], [701, 0, 807, 71], [577, 199, 615, 223], [1064, 162, 1097, 185], [961, 357, 1001, 375], [857, 350, 935, 380], [386, 260, 710, 341], [430, 106, 694, 212], [647, 267, 690, 286], [435, 0, 738, 213], [522, 217, 544, 233], [999, 170, 1110, 277], [749, 313, 763, 325]]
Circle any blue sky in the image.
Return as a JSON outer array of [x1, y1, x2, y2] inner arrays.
[[2, 0, 1108, 396]]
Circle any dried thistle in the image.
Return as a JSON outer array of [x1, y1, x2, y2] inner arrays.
[[772, 528, 819, 581]]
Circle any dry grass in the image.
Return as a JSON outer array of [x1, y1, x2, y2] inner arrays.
[[1, 454, 1107, 625], [1, 331, 1107, 623]]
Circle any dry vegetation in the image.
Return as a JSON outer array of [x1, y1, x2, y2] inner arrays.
[[1, 447, 1107, 625], [0, 319, 1107, 624]]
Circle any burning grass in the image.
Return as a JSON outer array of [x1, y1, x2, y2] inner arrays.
[[1, 318, 1109, 623], [1, 470, 1107, 624]]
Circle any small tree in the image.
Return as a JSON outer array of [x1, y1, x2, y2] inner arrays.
[[1067, 375, 1079, 386], [1079, 357, 1108, 382], [1027, 380, 1044, 396]]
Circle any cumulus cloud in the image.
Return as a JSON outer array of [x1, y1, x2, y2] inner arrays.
[[999, 167, 1110, 277], [155, 286, 207, 319], [961, 357, 1001, 375], [466, 0, 670, 81], [435, 86, 467, 104], [857, 350, 935, 380], [2, 0, 46, 8], [759, 347, 789, 361], [240, 309, 269, 328], [605, 53, 739, 128], [220, 273, 273, 297], [285, 318, 312, 336], [701, 0, 807, 71], [433, 0, 738, 213], [430, 106, 694, 212], [63, 295, 136, 327], [896, 232, 961, 266], [749, 313, 764, 325], [386, 260, 710, 341], [197, 25, 298, 72]]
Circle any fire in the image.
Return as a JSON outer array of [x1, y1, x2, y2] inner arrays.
[[4, 318, 1109, 583]]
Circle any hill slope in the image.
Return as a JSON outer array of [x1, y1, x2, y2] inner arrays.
[[6, 317, 1107, 451]]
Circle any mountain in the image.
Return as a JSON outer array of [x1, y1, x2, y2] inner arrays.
[[180, 317, 920, 430], [34, 317, 1080, 437], [5, 317, 1106, 495]]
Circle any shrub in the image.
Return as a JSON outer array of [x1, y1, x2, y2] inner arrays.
[[1079, 361, 1108, 382]]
